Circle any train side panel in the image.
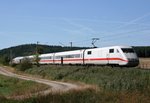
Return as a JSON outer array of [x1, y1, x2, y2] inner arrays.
[[12, 46, 139, 67], [53, 50, 83, 64], [84, 48, 108, 65], [39, 54, 54, 64], [84, 47, 129, 66], [107, 47, 127, 66]]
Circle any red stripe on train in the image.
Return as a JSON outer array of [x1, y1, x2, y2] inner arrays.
[[40, 58, 128, 63]]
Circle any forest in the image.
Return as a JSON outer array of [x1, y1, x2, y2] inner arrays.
[[133, 46, 150, 57]]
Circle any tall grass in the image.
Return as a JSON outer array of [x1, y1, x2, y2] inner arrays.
[[2, 65, 149, 103], [2, 87, 150, 103], [25, 65, 150, 92], [17, 65, 149, 103], [0, 74, 49, 98]]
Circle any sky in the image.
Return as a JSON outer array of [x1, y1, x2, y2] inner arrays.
[[0, 0, 150, 49]]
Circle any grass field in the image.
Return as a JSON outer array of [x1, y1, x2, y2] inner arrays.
[[0, 74, 49, 99], [139, 58, 150, 69], [25, 65, 150, 91], [22, 65, 150, 103], [1, 65, 150, 103]]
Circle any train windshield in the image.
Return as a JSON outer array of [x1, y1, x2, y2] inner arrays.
[[121, 48, 134, 53]]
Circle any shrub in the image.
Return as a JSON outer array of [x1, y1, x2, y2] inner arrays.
[[0, 55, 10, 65], [17, 58, 32, 71]]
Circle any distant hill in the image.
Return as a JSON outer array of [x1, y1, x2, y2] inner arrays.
[[0, 44, 88, 58], [0, 44, 150, 60]]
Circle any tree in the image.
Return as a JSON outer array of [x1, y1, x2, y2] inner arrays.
[[34, 53, 40, 67], [0, 55, 10, 65], [38, 46, 44, 54], [17, 58, 32, 71]]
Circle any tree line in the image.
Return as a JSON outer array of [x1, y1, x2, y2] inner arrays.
[[0, 44, 88, 65], [133, 46, 150, 57], [0, 44, 149, 65]]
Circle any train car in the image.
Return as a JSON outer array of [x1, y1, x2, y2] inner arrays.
[[83, 46, 139, 66], [12, 57, 24, 64], [12, 46, 139, 67], [39, 53, 54, 64]]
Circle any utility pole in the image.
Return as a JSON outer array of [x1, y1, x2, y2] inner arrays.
[[91, 38, 99, 48], [9, 49, 13, 65], [70, 42, 72, 49], [35, 41, 40, 67], [36, 41, 39, 55]]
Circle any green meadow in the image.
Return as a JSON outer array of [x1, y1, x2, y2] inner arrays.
[[1, 65, 150, 103]]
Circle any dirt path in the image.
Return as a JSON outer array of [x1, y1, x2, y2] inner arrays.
[[0, 66, 80, 99]]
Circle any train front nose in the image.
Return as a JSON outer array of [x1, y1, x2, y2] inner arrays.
[[121, 47, 139, 67], [127, 58, 139, 67], [125, 53, 139, 67]]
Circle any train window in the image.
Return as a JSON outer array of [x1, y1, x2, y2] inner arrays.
[[109, 49, 114, 53], [87, 51, 92, 55], [74, 54, 80, 58], [55, 56, 61, 59], [66, 55, 73, 58], [121, 48, 134, 53], [65, 54, 80, 58], [117, 49, 119, 53], [41, 56, 52, 59]]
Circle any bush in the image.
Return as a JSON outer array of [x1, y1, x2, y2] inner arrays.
[[0, 55, 10, 65], [17, 58, 32, 71]]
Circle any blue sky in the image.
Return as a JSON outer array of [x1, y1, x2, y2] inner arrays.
[[0, 0, 150, 49]]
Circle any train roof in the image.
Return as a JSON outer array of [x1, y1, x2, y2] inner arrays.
[[40, 45, 132, 54], [13, 45, 133, 58], [13, 57, 24, 60], [78, 45, 131, 51]]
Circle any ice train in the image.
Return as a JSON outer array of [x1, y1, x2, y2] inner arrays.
[[12, 46, 139, 67]]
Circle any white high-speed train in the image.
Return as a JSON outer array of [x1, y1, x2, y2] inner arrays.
[[12, 46, 139, 67]]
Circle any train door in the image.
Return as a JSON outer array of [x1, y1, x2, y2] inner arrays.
[[116, 49, 122, 64], [106, 53, 109, 64], [85, 50, 93, 64], [108, 48, 118, 64], [101, 49, 109, 65], [53, 53, 55, 64]]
